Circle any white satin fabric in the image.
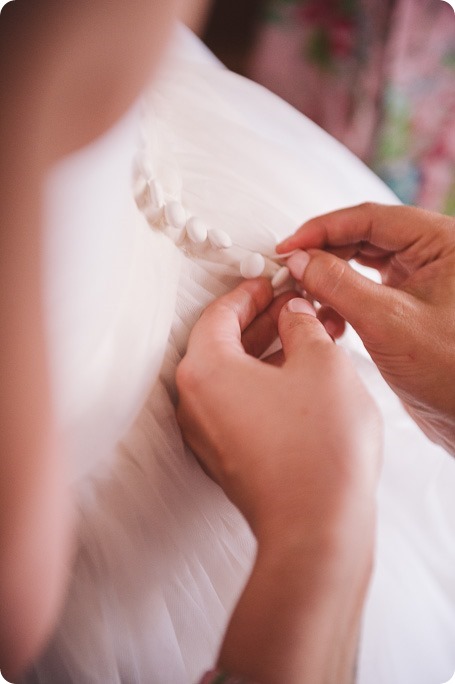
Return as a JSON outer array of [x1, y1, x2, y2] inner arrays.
[[26, 26, 455, 684]]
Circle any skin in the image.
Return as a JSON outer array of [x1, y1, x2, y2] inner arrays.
[[180, 0, 213, 34], [0, 1, 178, 677], [277, 203, 455, 455], [0, 2, 380, 681], [177, 279, 383, 683]]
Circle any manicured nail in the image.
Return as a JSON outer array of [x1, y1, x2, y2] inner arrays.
[[287, 298, 316, 316], [287, 250, 310, 281]]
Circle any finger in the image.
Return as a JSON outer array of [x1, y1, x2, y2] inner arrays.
[[276, 202, 447, 255], [317, 306, 346, 339], [187, 278, 274, 361], [242, 290, 297, 358], [286, 249, 413, 343], [278, 298, 332, 368], [262, 349, 285, 367]]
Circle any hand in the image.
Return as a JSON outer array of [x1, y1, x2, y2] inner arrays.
[[176, 278, 381, 546], [278, 203, 455, 454], [176, 278, 382, 682]]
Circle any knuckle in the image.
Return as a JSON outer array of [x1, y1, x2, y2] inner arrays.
[[288, 319, 335, 357], [358, 201, 379, 213], [199, 298, 221, 323], [175, 358, 202, 397], [311, 254, 347, 300], [202, 298, 239, 329], [283, 308, 325, 338], [284, 312, 313, 331]]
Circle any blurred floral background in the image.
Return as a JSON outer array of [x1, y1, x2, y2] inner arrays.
[[199, 0, 455, 213]]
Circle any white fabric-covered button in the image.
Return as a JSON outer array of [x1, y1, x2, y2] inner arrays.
[[208, 228, 233, 249], [186, 217, 208, 244], [169, 225, 186, 246], [240, 253, 266, 279], [271, 266, 291, 289], [133, 176, 147, 202], [165, 201, 187, 230], [147, 180, 164, 209], [144, 204, 163, 225]]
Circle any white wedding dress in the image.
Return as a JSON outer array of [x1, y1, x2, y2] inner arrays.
[[21, 27, 455, 684]]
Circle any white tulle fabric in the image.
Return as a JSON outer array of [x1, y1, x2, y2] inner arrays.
[[25, 27, 455, 684]]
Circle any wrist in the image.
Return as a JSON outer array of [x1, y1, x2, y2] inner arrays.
[[219, 525, 374, 684], [257, 520, 375, 607], [255, 494, 377, 576], [264, 523, 373, 679]]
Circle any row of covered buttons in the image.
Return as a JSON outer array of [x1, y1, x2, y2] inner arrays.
[[134, 170, 291, 287]]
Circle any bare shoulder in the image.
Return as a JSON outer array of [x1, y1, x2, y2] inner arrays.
[[1, 0, 176, 159]]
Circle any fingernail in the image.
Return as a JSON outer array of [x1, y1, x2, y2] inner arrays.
[[287, 251, 310, 281], [287, 298, 316, 316]]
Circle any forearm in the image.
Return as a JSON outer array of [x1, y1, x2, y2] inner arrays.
[[0, 438, 74, 681], [0, 229, 74, 678], [0, 140, 75, 677], [217, 533, 373, 684]]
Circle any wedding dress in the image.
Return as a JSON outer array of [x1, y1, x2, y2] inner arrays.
[[22, 27, 455, 684]]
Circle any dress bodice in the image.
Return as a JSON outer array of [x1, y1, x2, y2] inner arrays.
[[43, 98, 180, 484], [29, 26, 455, 684]]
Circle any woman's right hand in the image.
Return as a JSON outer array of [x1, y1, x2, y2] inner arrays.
[[278, 203, 455, 454], [176, 279, 382, 549], [177, 279, 382, 682]]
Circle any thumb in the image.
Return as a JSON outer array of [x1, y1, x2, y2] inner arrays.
[[278, 298, 333, 366], [287, 249, 407, 343]]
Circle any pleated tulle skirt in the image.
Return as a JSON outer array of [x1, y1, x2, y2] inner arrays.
[[24, 27, 455, 684]]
